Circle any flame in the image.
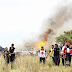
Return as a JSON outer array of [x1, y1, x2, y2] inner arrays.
[[45, 34, 48, 39], [37, 29, 53, 49], [37, 41, 46, 49], [37, 34, 48, 49]]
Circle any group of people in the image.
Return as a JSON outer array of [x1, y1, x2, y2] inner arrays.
[[3, 41, 72, 67], [3, 44, 15, 68], [38, 41, 72, 66]]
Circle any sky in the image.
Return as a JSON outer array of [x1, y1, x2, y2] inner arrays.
[[0, 0, 71, 48]]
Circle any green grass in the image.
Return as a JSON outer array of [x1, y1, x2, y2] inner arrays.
[[0, 55, 72, 72]]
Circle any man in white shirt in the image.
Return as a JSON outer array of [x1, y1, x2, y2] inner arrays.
[[38, 46, 47, 64]]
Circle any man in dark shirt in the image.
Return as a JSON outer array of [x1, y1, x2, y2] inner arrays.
[[50, 44, 61, 66], [9, 44, 15, 69], [9, 44, 15, 63]]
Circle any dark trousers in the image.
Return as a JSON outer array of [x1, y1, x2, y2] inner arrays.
[[62, 55, 64, 65], [62, 55, 66, 66], [66, 53, 71, 66], [52, 57, 54, 63], [62, 58, 64, 65], [40, 57, 45, 64], [5, 56, 9, 64], [54, 56, 60, 66], [10, 55, 15, 62]]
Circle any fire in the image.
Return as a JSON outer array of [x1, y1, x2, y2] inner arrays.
[[37, 29, 53, 49], [45, 34, 48, 39], [37, 34, 48, 49], [37, 41, 46, 49]]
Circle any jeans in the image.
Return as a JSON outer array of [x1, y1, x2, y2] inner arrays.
[[54, 55, 60, 66]]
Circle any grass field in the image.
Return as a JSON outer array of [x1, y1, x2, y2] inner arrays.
[[0, 55, 72, 72]]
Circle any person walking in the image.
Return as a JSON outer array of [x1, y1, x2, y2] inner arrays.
[[9, 44, 15, 69], [38, 46, 47, 64], [63, 41, 72, 66], [3, 47, 10, 64], [50, 44, 61, 66]]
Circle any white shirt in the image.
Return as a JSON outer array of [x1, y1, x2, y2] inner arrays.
[[67, 48, 70, 53], [62, 46, 65, 51], [38, 50, 47, 58]]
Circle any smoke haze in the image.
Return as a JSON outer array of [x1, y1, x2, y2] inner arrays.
[[23, 1, 72, 50]]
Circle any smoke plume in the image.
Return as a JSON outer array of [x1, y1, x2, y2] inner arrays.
[[23, 3, 72, 50], [41, 4, 72, 49]]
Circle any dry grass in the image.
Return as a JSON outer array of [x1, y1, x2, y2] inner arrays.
[[0, 55, 72, 72]]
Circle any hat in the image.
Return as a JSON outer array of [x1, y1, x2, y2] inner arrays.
[[66, 41, 69, 43]]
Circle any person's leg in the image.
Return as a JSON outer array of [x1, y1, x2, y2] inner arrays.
[[62, 58, 64, 65], [43, 58, 45, 64], [54, 56, 57, 65], [7, 56, 9, 64], [40, 57, 42, 63], [58, 56, 60, 66], [10, 56, 14, 69], [5, 57, 7, 64], [69, 54, 71, 66], [52, 57, 54, 62], [66, 53, 70, 66], [11, 56, 15, 62], [66, 54, 67, 66], [53, 57, 54, 62], [10, 56, 12, 62], [62, 55, 64, 65], [52, 57, 55, 64]]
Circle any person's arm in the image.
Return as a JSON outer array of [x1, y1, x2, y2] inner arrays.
[[46, 51, 49, 58], [8, 51, 10, 54], [8, 47, 10, 53], [59, 50, 61, 55], [11, 49, 16, 54], [11, 52, 15, 54], [45, 50, 47, 56], [3, 53, 5, 56], [50, 49, 54, 56], [10, 48, 16, 55], [3, 51, 5, 56], [58, 47, 61, 52]]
